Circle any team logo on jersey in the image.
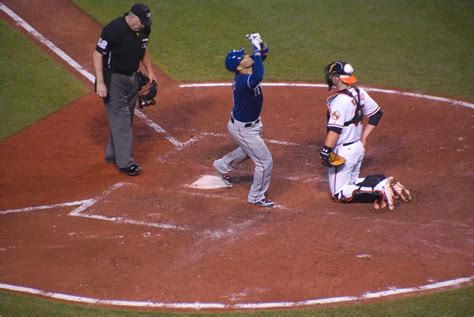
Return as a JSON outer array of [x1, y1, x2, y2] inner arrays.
[[97, 38, 108, 50], [331, 111, 341, 121]]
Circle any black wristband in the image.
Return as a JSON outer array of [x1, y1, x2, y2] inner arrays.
[[321, 145, 333, 154]]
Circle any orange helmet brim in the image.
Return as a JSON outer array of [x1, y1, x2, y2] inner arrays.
[[340, 75, 357, 85]]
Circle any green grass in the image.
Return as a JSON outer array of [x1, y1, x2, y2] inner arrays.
[[73, 0, 474, 100], [1, 285, 474, 316], [0, 19, 88, 140]]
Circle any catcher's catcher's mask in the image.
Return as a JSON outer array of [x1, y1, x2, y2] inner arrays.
[[137, 72, 157, 108], [138, 82, 157, 108], [324, 61, 357, 90]]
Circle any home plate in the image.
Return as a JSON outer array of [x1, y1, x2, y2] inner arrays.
[[188, 175, 231, 189]]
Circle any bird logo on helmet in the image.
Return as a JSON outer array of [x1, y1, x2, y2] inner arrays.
[[324, 61, 357, 90], [225, 48, 245, 72]]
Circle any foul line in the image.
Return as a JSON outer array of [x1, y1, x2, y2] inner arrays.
[[0, 276, 472, 310], [179, 83, 474, 109], [0, 3, 95, 83], [0, 182, 186, 231], [0, 3, 194, 149]]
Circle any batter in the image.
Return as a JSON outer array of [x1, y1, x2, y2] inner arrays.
[[213, 33, 274, 208]]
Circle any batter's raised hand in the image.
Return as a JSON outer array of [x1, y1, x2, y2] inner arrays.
[[246, 33, 262, 51]]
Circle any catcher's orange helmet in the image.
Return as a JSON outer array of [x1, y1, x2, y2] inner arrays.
[[324, 61, 357, 89]]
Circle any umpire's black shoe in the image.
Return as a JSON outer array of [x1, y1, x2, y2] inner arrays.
[[119, 164, 141, 176]]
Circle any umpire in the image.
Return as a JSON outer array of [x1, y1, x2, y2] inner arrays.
[[92, 3, 157, 176]]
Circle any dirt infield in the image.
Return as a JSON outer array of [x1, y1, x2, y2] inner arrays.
[[1, 0, 473, 310]]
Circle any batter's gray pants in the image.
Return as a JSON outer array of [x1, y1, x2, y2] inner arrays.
[[216, 118, 273, 203], [104, 72, 139, 169]]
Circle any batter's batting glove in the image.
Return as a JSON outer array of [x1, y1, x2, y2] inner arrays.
[[246, 33, 262, 51]]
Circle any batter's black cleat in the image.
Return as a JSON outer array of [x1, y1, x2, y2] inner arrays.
[[221, 174, 232, 187], [251, 198, 275, 208], [119, 164, 141, 176], [213, 159, 232, 188]]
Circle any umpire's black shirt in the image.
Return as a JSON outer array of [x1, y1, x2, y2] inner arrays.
[[95, 15, 151, 76]]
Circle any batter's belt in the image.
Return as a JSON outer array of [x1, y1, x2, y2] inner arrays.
[[230, 116, 260, 128]]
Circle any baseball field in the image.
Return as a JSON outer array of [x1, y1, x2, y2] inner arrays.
[[1, 1, 473, 316]]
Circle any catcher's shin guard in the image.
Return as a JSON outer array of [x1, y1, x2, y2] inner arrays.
[[355, 174, 386, 188], [348, 189, 389, 210], [350, 190, 384, 203], [334, 189, 383, 204]]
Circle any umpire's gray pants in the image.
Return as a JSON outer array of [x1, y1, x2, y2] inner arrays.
[[104, 73, 139, 169], [217, 118, 273, 203]]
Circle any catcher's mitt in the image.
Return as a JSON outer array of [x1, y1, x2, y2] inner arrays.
[[327, 152, 346, 167], [320, 147, 346, 168], [137, 72, 158, 109]]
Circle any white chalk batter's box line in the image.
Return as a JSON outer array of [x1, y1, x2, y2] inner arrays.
[[0, 181, 294, 229], [0, 182, 186, 231], [0, 276, 472, 310]]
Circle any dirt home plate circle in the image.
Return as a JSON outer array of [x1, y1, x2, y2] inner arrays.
[[0, 1, 473, 311]]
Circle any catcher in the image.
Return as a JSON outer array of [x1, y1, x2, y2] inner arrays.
[[320, 61, 411, 210]]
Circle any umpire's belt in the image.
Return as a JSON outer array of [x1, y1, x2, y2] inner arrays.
[[230, 116, 260, 128], [112, 70, 136, 76]]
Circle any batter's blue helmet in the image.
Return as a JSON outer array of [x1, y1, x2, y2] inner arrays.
[[225, 48, 245, 72]]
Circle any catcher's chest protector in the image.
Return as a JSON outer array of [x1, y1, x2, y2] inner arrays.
[[326, 87, 364, 126]]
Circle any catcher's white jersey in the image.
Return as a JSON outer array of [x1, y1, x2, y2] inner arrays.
[[325, 87, 380, 196], [326, 87, 380, 146]]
